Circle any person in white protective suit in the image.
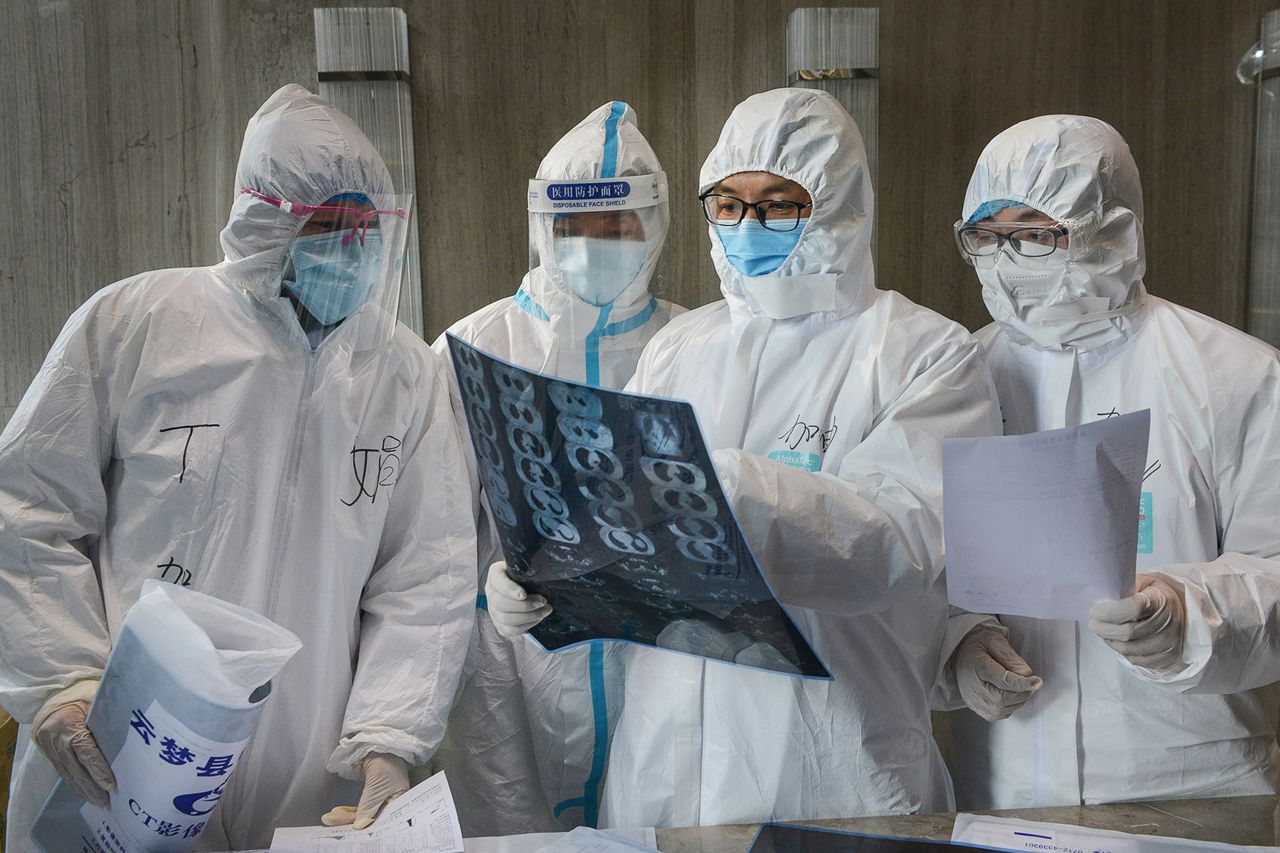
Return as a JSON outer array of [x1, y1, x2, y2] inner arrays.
[[431, 101, 683, 834], [486, 87, 1003, 826], [943, 114, 1280, 810], [0, 84, 476, 851]]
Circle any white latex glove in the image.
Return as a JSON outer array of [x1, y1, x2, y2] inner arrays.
[[953, 626, 1043, 721], [32, 700, 116, 807], [322, 753, 410, 829], [484, 560, 551, 639], [711, 447, 740, 499], [1089, 574, 1186, 670]]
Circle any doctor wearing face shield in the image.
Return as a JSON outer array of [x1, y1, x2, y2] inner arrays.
[[941, 114, 1280, 810], [433, 101, 684, 834], [485, 87, 1003, 827], [0, 84, 477, 850]]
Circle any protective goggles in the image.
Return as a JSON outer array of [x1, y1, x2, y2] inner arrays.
[[952, 219, 1069, 265], [241, 187, 411, 247]]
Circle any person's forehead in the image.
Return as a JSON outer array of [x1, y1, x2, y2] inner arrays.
[[715, 171, 805, 195], [313, 192, 376, 213], [986, 205, 1056, 223], [557, 210, 640, 226], [315, 203, 374, 215]]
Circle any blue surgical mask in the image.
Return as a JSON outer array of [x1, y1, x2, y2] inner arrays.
[[284, 231, 383, 326], [553, 237, 650, 306], [716, 218, 807, 276]]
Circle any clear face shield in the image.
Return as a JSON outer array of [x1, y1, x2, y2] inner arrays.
[[527, 174, 668, 308], [242, 188, 414, 350]]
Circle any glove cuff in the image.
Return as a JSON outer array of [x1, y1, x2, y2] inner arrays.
[[31, 679, 100, 735], [1128, 571, 1202, 683], [953, 622, 1009, 661], [363, 752, 410, 777], [328, 731, 424, 781]]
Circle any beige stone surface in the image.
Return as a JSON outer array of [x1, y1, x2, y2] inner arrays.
[[656, 796, 1280, 852]]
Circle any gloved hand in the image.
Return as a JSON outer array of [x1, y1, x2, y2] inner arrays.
[[485, 561, 551, 639], [711, 447, 742, 501], [1089, 574, 1186, 670], [32, 700, 116, 807], [321, 753, 410, 829], [953, 626, 1043, 721]]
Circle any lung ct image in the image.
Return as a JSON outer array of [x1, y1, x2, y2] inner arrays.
[[447, 334, 830, 679]]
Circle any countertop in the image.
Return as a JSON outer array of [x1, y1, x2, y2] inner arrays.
[[654, 796, 1280, 852]]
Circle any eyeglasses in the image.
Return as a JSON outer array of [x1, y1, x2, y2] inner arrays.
[[953, 221, 1069, 261], [698, 192, 812, 232], [241, 187, 410, 247]]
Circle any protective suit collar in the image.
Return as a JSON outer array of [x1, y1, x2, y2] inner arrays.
[[513, 270, 659, 357], [524, 101, 669, 343], [700, 88, 875, 324], [217, 84, 394, 304], [963, 115, 1146, 352]]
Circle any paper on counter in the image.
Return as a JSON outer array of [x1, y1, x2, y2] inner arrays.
[[269, 771, 463, 852], [465, 828, 656, 853], [531, 826, 658, 852], [951, 812, 1276, 852], [943, 410, 1150, 622]]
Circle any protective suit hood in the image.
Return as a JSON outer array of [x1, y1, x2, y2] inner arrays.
[[431, 102, 683, 833], [218, 84, 394, 300], [700, 88, 875, 322], [963, 115, 1146, 350], [525, 100, 669, 328], [0, 77, 473, 845]]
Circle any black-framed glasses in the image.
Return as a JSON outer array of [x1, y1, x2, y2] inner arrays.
[[699, 192, 812, 232], [953, 220, 1069, 261]]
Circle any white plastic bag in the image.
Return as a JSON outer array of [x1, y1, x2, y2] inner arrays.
[[30, 580, 301, 852]]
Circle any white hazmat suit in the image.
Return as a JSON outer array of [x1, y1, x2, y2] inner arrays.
[[599, 88, 1001, 827], [947, 114, 1280, 809], [0, 84, 477, 851], [431, 101, 682, 834]]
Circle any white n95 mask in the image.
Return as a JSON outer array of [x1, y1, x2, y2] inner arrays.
[[552, 237, 650, 307], [978, 250, 1138, 350]]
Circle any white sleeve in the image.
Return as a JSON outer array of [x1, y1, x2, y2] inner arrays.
[[1132, 558, 1280, 693], [0, 294, 122, 725], [1128, 355, 1280, 693], [328, 354, 478, 777], [622, 331, 661, 395], [715, 338, 1001, 617]]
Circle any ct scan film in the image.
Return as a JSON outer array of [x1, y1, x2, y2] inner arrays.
[[448, 334, 829, 679]]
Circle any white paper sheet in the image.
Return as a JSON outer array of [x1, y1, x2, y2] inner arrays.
[[531, 827, 658, 852], [268, 771, 463, 853], [943, 410, 1151, 622], [951, 812, 1277, 852], [464, 828, 656, 853]]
